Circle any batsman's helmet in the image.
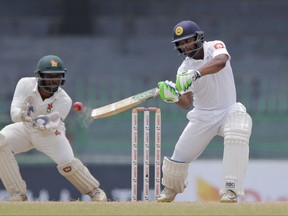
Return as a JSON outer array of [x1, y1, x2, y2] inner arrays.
[[35, 55, 66, 93], [171, 20, 204, 57]]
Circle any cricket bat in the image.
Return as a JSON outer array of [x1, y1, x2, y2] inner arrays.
[[91, 87, 159, 119]]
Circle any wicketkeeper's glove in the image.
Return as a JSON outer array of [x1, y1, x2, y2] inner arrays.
[[158, 80, 181, 103], [176, 70, 201, 92], [21, 95, 36, 122], [33, 112, 61, 131]]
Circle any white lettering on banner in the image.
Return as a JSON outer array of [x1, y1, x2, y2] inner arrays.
[[37, 189, 49, 201], [0, 189, 92, 202], [0, 189, 155, 202], [111, 189, 156, 201], [59, 189, 70, 202], [111, 189, 131, 201]]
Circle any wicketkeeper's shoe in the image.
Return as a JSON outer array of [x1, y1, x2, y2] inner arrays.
[[8, 193, 28, 202], [220, 189, 238, 203], [88, 188, 108, 202], [157, 187, 177, 202]]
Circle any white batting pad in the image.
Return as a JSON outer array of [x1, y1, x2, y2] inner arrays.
[[57, 158, 100, 194], [161, 157, 189, 193], [0, 134, 27, 196], [221, 111, 252, 197]]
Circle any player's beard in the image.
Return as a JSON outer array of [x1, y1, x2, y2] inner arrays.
[[185, 47, 202, 58], [38, 79, 62, 93], [39, 83, 60, 94], [43, 86, 59, 93]]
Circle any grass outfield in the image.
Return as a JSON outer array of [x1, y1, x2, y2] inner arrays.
[[0, 202, 288, 216]]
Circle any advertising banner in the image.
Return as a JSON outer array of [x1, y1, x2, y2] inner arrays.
[[0, 160, 287, 202], [175, 160, 288, 202]]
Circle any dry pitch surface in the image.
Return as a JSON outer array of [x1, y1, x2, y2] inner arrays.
[[0, 201, 288, 216]]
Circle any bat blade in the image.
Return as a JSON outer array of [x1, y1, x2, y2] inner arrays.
[[91, 87, 159, 119]]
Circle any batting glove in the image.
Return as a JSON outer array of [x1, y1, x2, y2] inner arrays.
[[176, 70, 201, 92], [158, 80, 181, 103]]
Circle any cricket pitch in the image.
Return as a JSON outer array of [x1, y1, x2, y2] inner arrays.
[[0, 201, 288, 216]]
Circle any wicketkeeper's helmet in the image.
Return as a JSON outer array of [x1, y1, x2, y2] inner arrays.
[[35, 55, 66, 93], [171, 20, 204, 57]]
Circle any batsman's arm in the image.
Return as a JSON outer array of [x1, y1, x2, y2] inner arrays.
[[176, 92, 193, 110], [198, 54, 228, 76], [158, 80, 192, 109]]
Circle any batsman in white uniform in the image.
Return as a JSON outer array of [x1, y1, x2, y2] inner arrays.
[[157, 20, 252, 203], [0, 55, 107, 202]]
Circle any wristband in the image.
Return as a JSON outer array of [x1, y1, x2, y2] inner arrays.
[[193, 70, 201, 81]]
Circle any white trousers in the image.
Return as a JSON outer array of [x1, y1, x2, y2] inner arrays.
[[171, 102, 247, 163], [1, 122, 74, 165]]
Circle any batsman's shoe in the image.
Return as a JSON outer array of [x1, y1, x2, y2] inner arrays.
[[220, 189, 238, 203], [8, 193, 28, 202], [88, 188, 108, 202], [157, 187, 177, 203]]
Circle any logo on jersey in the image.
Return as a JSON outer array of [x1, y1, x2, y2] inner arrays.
[[175, 26, 184, 36], [54, 130, 61, 136], [50, 60, 58, 67], [47, 103, 53, 113], [214, 43, 225, 49]]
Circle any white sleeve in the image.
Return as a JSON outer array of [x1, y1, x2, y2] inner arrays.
[[10, 78, 32, 122], [211, 40, 231, 60]]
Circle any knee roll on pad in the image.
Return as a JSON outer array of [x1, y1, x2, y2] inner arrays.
[[224, 111, 252, 143], [57, 158, 100, 194], [161, 157, 189, 193]]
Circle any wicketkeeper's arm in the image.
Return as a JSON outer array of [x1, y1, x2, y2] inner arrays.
[[10, 79, 35, 123]]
